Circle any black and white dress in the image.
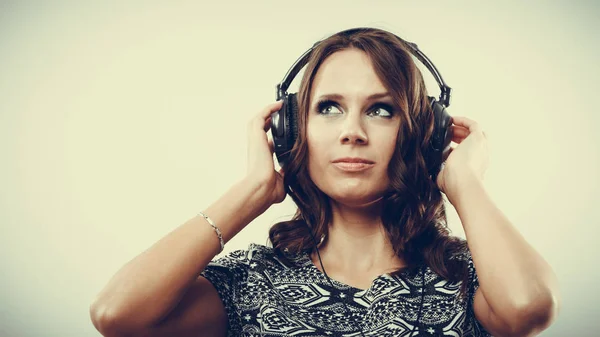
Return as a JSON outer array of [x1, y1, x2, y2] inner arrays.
[[200, 243, 492, 337]]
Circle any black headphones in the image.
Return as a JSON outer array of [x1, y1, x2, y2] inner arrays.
[[270, 27, 454, 175], [272, 27, 452, 336]]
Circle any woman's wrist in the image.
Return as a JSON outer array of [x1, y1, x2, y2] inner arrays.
[[241, 176, 276, 208], [201, 178, 272, 245]]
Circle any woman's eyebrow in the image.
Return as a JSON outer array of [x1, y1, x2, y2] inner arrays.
[[315, 92, 392, 101]]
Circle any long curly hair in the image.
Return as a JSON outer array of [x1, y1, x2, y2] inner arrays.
[[268, 27, 470, 298]]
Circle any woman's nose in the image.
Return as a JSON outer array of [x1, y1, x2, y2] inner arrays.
[[339, 113, 368, 145]]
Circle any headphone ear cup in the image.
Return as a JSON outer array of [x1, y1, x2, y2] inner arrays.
[[286, 92, 299, 151], [429, 96, 453, 152], [427, 97, 452, 179], [272, 92, 299, 167]]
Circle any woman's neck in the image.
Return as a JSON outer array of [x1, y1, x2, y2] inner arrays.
[[314, 197, 405, 275]]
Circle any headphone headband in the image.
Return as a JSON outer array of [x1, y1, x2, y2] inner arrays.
[[276, 28, 452, 107]]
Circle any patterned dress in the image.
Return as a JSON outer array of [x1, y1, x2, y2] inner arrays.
[[200, 243, 492, 337]]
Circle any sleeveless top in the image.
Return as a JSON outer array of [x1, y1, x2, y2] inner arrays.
[[200, 243, 492, 337]]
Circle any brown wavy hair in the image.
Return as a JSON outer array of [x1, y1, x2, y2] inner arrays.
[[268, 27, 470, 298]]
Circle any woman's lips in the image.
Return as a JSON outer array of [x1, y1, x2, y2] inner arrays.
[[332, 162, 375, 172]]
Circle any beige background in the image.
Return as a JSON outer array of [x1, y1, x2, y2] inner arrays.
[[1, 1, 598, 336]]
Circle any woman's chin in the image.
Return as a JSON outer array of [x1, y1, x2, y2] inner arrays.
[[316, 179, 389, 207], [328, 192, 385, 208]]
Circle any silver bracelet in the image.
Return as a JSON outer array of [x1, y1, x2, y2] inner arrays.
[[198, 211, 224, 253]]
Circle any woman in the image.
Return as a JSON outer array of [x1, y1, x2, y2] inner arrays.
[[90, 27, 560, 337]]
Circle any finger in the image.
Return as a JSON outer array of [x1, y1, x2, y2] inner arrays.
[[264, 116, 272, 132], [451, 133, 466, 144], [268, 137, 275, 153], [251, 100, 284, 133], [442, 146, 454, 162], [448, 125, 468, 144], [277, 167, 285, 178], [260, 100, 284, 119], [450, 125, 470, 138], [451, 116, 483, 133]]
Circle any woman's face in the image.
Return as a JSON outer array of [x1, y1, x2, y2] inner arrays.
[[307, 48, 401, 207]]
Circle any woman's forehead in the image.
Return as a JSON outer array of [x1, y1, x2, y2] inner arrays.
[[310, 49, 388, 101]]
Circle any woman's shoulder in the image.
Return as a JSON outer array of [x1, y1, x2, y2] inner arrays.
[[246, 242, 274, 254], [238, 242, 279, 261], [216, 242, 306, 269]]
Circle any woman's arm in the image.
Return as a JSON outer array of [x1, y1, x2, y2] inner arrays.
[[89, 178, 271, 336], [89, 100, 284, 336], [449, 175, 561, 337]]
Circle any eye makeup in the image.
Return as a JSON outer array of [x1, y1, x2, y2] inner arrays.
[[315, 99, 395, 118]]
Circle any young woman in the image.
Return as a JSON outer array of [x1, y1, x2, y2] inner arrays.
[[90, 27, 560, 337]]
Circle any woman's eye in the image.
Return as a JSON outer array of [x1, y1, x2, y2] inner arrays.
[[368, 105, 394, 118], [316, 100, 394, 117], [317, 102, 342, 115]]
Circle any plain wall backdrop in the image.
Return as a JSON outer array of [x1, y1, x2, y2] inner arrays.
[[1, 1, 598, 336]]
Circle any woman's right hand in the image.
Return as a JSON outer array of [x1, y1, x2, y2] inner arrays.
[[245, 100, 287, 207]]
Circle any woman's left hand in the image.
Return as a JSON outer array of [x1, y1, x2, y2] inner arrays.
[[436, 116, 490, 202]]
